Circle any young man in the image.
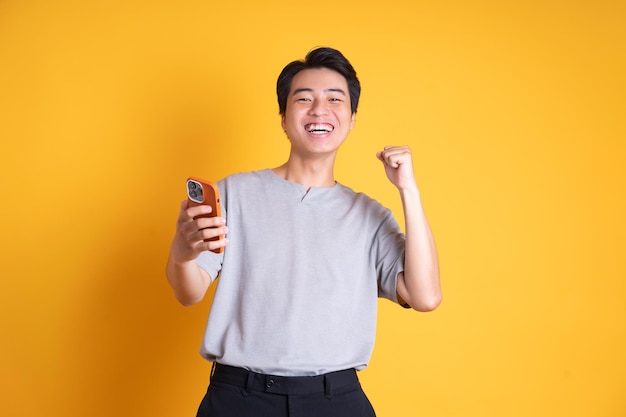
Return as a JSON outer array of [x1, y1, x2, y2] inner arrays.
[[166, 47, 441, 417]]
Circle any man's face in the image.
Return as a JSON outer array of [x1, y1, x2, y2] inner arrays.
[[281, 68, 356, 158]]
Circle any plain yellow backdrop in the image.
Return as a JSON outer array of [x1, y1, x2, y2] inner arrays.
[[1, 0, 625, 416]]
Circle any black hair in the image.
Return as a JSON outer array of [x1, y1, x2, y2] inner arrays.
[[276, 47, 361, 115]]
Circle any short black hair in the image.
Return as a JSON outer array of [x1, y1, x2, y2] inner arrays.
[[276, 47, 361, 116]]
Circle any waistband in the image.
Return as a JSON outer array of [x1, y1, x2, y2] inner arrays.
[[210, 363, 359, 396]]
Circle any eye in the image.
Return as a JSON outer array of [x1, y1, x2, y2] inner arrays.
[[295, 97, 311, 102], [329, 97, 343, 103]]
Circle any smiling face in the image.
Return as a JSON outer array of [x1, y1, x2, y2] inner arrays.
[[281, 67, 356, 159]]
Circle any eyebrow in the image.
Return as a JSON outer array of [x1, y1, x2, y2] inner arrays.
[[292, 88, 347, 95]]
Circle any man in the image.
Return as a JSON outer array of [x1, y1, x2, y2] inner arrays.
[[166, 47, 441, 417]]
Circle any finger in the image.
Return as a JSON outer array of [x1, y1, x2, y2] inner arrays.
[[382, 145, 411, 156], [193, 216, 226, 231], [176, 215, 221, 244], [380, 147, 412, 164], [377, 149, 401, 163], [177, 200, 208, 225], [186, 204, 213, 219], [201, 236, 229, 253], [178, 217, 207, 239], [197, 226, 229, 243], [381, 151, 403, 168]]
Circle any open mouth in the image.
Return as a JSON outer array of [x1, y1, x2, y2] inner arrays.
[[305, 123, 334, 134]]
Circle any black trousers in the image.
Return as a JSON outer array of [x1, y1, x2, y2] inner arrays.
[[196, 363, 377, 417]]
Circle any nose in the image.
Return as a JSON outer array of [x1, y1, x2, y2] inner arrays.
[[308, 99, 329, 116]]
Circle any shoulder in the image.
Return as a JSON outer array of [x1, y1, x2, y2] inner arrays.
[[336, 183, 385, 207], [221, 169, 270, 185], [218, 169, 273, 191], [217, 170, 277, 206], [335, 183, 392, 217]]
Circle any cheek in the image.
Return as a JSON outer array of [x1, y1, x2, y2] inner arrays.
[[282, 116, 301, 139], [282, 117, 294, 132], [283, 112, 302, 128]]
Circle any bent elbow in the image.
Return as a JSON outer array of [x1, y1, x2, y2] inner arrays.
[[176, 293, 204, 307], [411, 294, 442, 312]]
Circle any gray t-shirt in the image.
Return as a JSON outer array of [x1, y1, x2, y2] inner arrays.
[[195, 169, 406, 376]]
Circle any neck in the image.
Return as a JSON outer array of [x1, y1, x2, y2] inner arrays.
[[273, 153, 337, 190]]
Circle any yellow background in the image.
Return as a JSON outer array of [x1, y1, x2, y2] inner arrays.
[[1, 0, 625, 416]]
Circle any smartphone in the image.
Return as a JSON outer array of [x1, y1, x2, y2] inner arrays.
[[186, 177, 223, 254]]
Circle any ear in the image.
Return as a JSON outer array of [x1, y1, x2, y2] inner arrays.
[[281, 114, 286, 131], [350, 113, 356, 130]]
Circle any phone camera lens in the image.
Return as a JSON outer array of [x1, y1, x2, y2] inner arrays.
[[188, 181, 203, 202]]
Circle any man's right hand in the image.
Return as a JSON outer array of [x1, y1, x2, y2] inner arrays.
[[169, 199, 229, 263]]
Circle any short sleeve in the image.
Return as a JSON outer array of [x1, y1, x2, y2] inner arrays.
[[373, 211, 406, 304]]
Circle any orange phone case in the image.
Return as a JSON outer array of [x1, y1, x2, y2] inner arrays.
[[186, 177, 223, 254]]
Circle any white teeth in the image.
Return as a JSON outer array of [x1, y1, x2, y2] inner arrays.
[[305, 123, 334, 133]]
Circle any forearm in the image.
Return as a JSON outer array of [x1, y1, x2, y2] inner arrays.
[[398, 187, 441, 311], [166, 255, 211, 306]]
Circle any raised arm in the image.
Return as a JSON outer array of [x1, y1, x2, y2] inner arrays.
[[376, 146, 441, 311]]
